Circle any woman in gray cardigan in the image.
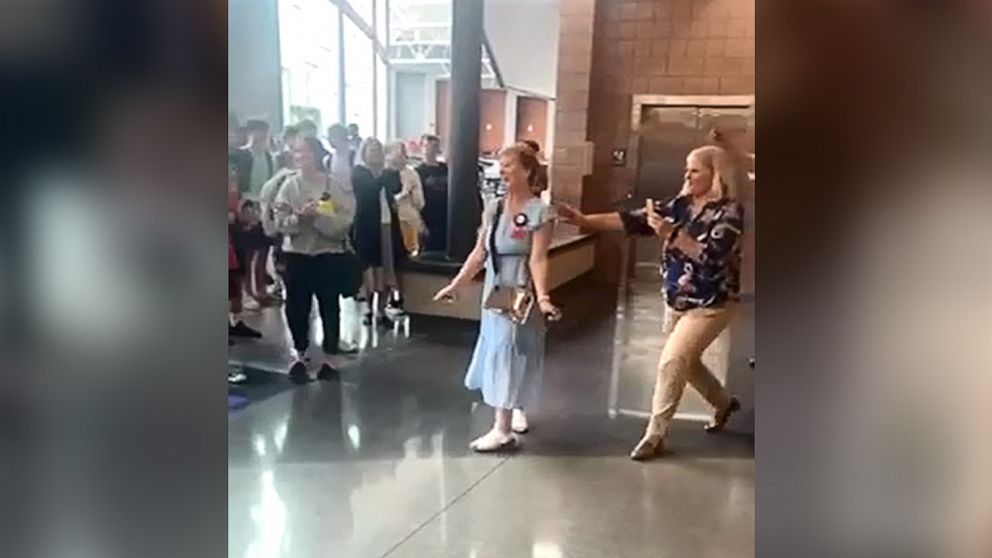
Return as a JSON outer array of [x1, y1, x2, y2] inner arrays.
[[273, 137, 356, 382]]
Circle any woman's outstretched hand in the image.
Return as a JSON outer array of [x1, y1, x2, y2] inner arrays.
[[433, 283, 458, 303], [554, 203, 586, 227]]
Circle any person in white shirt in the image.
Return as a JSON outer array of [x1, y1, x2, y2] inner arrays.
[[385, 141, 426, 256], [326, 124, 353, 185]]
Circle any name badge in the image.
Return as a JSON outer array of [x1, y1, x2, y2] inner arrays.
[[511, 213, 529, 239]]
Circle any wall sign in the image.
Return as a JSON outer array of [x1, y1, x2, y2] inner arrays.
[[611, 148, 627, 166]]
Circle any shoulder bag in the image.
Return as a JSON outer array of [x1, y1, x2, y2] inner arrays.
[[482, 200, 534, 324]]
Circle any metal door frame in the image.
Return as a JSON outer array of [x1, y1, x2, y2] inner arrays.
[[626, 95, 755, 174]]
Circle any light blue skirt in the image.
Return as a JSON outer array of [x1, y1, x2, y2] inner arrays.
[[464, 260, 546, 410]]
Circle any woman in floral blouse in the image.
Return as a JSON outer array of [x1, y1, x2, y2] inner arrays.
[[557, 138, 746, 461]]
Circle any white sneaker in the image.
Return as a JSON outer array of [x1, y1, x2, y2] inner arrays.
[[511, 409, 530, 434], [228, 369, 247, 384], [469, 429, 518, 453], [289, 348, 312, 363]]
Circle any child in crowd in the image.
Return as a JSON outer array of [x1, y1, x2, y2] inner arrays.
[[228, 169, 263, 342]]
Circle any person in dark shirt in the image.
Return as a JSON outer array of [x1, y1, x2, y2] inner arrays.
[[346, 123, 362, 167], [352, 138, 407, 326], [275, 125, 299, 170], [557, 137, 747, 461], [415, 134, 450, 252], [229, 120, 278, 307]]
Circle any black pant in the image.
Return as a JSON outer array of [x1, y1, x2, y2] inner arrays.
[[283, 252, 347, 354]]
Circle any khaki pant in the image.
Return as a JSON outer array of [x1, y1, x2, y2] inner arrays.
[[644, 304, 736, 440], [400, 221, 421, 255]]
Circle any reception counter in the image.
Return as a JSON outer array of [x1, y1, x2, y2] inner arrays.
[[401, 230, 597, 321]]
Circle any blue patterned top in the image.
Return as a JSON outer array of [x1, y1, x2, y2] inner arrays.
[[620, 196, 743, 311]]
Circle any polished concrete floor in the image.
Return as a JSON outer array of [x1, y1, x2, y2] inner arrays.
[[228, 278, 754, 558]]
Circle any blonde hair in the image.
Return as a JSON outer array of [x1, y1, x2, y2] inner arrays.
[[357, 137, 384, 168], [682, 129, 747, 199], [384, 140, 407, 168]]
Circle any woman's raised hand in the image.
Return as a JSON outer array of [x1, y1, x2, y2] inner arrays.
[[645, 198, 671, 239]]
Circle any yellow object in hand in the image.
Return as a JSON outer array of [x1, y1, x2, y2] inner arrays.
[[317, 199, 336, 214]]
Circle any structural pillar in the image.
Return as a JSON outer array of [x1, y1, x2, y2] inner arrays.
[[446, 0, 484, 261]]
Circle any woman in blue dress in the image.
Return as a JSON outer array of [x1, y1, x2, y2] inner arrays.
[[434, 144, 560, 452]]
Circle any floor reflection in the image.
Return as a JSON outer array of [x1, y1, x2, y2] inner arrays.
[[229, 277, 753, 557]]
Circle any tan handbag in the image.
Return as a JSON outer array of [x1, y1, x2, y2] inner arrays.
[[482, 200, 535, 324], [484, 285, 535, 324]]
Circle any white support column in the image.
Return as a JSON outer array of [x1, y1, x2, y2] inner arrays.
[[503, 89, 518, 146]]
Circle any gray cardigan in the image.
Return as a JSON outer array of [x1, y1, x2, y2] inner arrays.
[[273, 171, 356, 255]]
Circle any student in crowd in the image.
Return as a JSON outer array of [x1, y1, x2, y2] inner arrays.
[[231, 119, 278, 308], [556, 135, 746, 461], [275, 125, 299, 170], [352, 138, 407, 326], [273, 137, 357, 381], [228, 176, 249, 385], [260, 128, 301, 295], [326, 123, 362, 351], [296, 119, 318, 140], [228, 164, 262, 341], [346, 123, 362, 165], [228, 113, 244, 152], [415, 134, 449, 252], [326, 124, 353, 185], [232, 119, 275, 198], [433, 144, 560, 452], [385, 141, 426, 256]]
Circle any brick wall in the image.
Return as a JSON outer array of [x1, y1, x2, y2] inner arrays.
[[550, 0, 597, 208], [549, 0, 755, 282]]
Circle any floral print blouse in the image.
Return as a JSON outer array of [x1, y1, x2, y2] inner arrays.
[[620, 196, 744, 311]]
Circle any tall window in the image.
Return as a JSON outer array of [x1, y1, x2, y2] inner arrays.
[[348, 0, 374, 26], [374, 0, 389, 46], [375, 57, 388, 139], [278, 0, 389, 141], [278, 0, 340, 132], [343, 17, 375, 136]]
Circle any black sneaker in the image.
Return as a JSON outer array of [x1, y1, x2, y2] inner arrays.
[[385, 301, 407, 322], [362, 312, 374, 327], [316, 363, 339, 381], [230, 321, 262, 339], [288, 361, 309, 383]]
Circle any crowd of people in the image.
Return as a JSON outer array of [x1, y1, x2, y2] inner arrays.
[[229, 113, 746, 459], [228, 116, 460, 384]]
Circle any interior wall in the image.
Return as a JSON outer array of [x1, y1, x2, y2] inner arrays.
[[229, 0, 283, 128], [516, 97, 549, 149], [484, 0, 560, 97], [479, 90, 507, 154], [435, 81, 507, 154], [583, 0, 755, 282], [395, 71, 427, 142], [435, 80, 450, 148]]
